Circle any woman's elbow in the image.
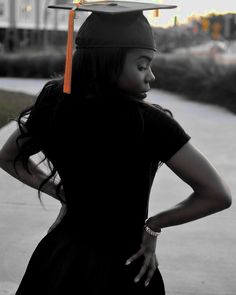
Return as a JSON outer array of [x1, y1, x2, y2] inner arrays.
[[215, 189, 232, 211], [0, 151, 5, 169], [221, 192, 232, 209]]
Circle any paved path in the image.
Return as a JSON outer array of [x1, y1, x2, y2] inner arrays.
[[0, 77, 49, 96], [0, 78, 235, 295]]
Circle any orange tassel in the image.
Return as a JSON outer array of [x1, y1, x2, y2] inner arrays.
[[63, 8, 76, 94], [152, 9, 159, 17]]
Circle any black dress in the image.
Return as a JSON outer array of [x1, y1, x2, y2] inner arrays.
[[15, 85, 190, 295]]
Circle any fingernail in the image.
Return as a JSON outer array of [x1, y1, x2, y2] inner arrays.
[[134, 277, 139, 283], [145, 281, 149, 287], [125, 260, 131, 265]]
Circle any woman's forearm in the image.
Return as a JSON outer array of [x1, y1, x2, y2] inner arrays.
[[148, 142, 232, 232], [0, 127, 65, 203], [0, 157, 62, 202], [146, 190, 231, 231]]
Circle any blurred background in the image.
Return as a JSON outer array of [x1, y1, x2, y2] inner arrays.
[[0, 0, 236, 54], [0, 0, 236, 116]]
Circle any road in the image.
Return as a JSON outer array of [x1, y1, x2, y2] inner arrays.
[[0, 78, 235, 295], [0, 77, 49, 96]]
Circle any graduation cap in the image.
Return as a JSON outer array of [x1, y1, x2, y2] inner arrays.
[[48, 1, 177, 94]]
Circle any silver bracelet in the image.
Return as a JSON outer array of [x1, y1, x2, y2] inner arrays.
[[144, 225, 161, 237]]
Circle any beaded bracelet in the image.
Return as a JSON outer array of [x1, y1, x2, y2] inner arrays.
[[144, 225, 161, 237]]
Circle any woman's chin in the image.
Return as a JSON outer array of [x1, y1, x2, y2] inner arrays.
[[137, 92, 147, 99], [118, 89, 147, 100]]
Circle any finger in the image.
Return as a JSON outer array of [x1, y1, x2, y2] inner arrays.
[[144, 258, 157, 287], [47, 220, 59, 233], [155, 255, 159, 267], [125, 249, 143, 265], [134, 255, 151, 283], [47, 226, 54, 233]]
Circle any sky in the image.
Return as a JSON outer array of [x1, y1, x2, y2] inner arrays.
[[142, 0, 236, 27]]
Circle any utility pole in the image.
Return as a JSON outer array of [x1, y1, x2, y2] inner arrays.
[[43, 0, 50, 49], [54, 0, 59, 46], [35, 0, 40, 47], [6, 0, 17, 52], [174, 15, 178, 27]]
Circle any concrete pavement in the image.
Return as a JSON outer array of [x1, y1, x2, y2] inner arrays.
[[0, 79, 235, 294], [0, 77, 49, 96], [148, 91, 236, 295]]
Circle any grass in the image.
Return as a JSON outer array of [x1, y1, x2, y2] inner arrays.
[[0, 90, 35, 129]]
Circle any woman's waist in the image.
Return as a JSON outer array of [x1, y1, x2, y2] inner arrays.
[[55, 213, 144, 251]]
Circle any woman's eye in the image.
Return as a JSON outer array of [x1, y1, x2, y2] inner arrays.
[[138, 66, 147, 71]]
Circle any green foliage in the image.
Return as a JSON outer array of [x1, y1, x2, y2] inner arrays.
[[151, 55, 236, 114], [0, 52, 65, 78], [153, 27, 209, 53], [0, 90, 35, 129], [0, 51, 236, 119]]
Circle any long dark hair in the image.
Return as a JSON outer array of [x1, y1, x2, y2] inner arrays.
[[15, 47, 129, 205], [71, 47, 127, 97], [15, 46, 173, 205]]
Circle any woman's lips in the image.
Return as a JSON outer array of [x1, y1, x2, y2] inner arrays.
[[140, 89, 150, 97]]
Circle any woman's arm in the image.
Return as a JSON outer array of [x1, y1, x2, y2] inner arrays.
[[146, 141, 232, 231], [0, 126, 64, 202], [126, 141, 232, 286]]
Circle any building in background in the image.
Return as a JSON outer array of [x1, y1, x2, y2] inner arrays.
[[0, 0, 88, 51], [0, 0, 236, 53]]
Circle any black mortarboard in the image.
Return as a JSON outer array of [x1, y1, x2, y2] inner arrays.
[[48, 1, 177, 94]]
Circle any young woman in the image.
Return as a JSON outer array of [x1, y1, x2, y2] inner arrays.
[[0, 3, 232, 295]]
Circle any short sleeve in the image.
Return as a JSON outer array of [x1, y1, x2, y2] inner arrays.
[[143, 104, 191, 163]]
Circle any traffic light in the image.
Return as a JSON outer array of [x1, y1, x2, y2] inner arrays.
[[201, 18, 210, 32], [152, 9, 159, 17]]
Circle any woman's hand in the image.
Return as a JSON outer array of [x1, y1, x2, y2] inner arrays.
[[47, 203, 67, 233], [125, 229, 159, 287]]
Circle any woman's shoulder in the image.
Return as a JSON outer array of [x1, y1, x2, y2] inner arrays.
[[140, 100, 190, 139], [138, 100, 173, 121]]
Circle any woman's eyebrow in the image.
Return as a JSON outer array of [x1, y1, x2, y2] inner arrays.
[[137, 55, 152, 62]]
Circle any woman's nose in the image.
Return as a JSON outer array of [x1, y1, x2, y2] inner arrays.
[[146, 68, 155, 83]]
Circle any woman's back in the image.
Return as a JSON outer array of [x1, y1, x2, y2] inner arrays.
[[25, 82, 190, 251]]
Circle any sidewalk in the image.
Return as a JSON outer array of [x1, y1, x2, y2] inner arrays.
[[0, 77, 49, 96], [0, 79, 235, 294]]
